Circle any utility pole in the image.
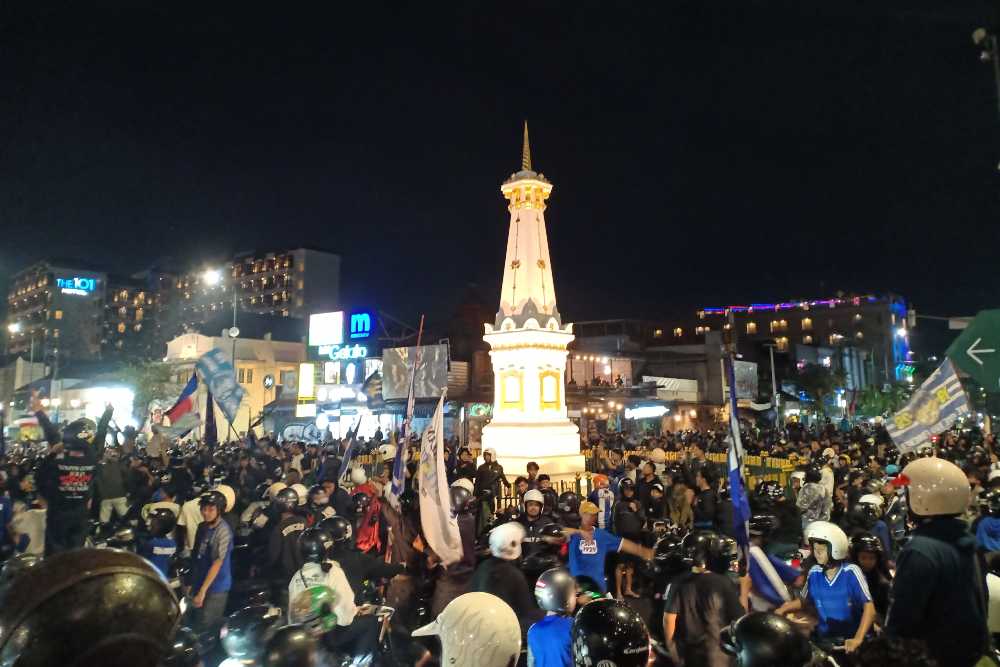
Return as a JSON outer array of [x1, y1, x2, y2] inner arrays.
[[764, 342, 781, 426]]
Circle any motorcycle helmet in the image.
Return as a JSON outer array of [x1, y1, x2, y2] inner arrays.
[[273, 487, 300, 513], [212, 484, 236, 512], [450, 485, 473, 514], [571, 599, 649, 667], [378, 443, 397, 461], [349, 467, 368, 486], [682, 530, 738, 574], [266, 481, 288, 500], [412, 592, 520, 667], [351, 491, 371, 517], [804, 521, 849, 566], [849, 532, 884, 561], [523, 489, 545, 507], [983, 487, 1000, 517], [63, 417, 98, 443], [0, 552, 42, 600], [899, 457, 970, 517], [619, 477, 636, 492], [754, 480, 784, 505], [0, 549, 180, 667], [720, 612, 813, 667], [489, 521, 526, 560], [198, 490, 227, 514], [306, 485, 328, 507], [804, 465, 822, 484], [262, 624, 320, 667], [749, 514, 779, 538], [557, 491, 580, 514], [849, 502, 880, 529], [647, 533, 687, 578], [220, 604, 283, 663], [147, 507, 178, 538], [451, 477, 474, 494], [298, 528, 334, 564], [290, 483, 309, 507], [534, 567, 578, 613], [318, 516, 353, 544]]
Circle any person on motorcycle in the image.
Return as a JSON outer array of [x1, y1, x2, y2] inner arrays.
[[753, 479, 801, 557], [304, 484, 336, 526], [324, 515, 405, 606], [720, 612, 829, 667], [571, 598, 649, 667], [140, 506, 178, 577], [887, 456, 990, 666], [664, 530, 744, 667], [775, 520, 874, 654], [519, 489, 560, 580], [556, 490, 581, 529], [746, 513, 801, 612], [528, 567, 577, 667], [412, 592, 521, 667], [471, 520, 545, 637], [267, 486, 305, 607], [849, 532, 891, 620]]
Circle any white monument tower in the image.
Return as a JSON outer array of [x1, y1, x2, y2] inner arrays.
[[481, 124, 584, 479]]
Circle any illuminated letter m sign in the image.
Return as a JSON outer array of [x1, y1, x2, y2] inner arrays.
[[350, 312, 372, 339]]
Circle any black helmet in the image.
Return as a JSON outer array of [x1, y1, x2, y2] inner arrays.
[[256, 481, 271, 501], [161, 626, 202, 667], [0, 549, 180, 667], [749, 514, 779, 538], [450, 485, 473, 513], [541, 523, 565, 540], [0, 552, 42, 600], [306, 485, 328, 507], [351, 492, 371, 517], [571, 599, 649, 667], [221, 605, 283, 663], [557, 491, 580, 514], [983, 488, 1000, 518], [649, 534, 687, 577], [682, 530, 738, 574], [720, 612, 812, 667], [804, 465, 822, 484], [534, 567, 578, 613], [619, 477, 636, 491], [298, 528, 334, 564], [399, 488, 418, 513], [262, 624, 319, 667], [148, 507, 178, 538], [63, 417, 97, 443], [318, 516, 353, 544], [754, 480, 784, 504], [274, 487, 300, 513], [849, 532, 883, 560], [849, 502, 880, 529], [199, 490, 227, 513]]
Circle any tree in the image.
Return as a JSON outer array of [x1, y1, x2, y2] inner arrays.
[[856, 383, 911, 418], [796, 363, 846, 417], [106, 361, 184, 424]]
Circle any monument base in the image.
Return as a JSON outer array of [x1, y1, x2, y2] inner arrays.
[[481, 420, 585, 484]]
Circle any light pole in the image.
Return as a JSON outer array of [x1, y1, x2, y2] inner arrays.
[[7, 322, 38, 386], [764, 342, 781, 425]]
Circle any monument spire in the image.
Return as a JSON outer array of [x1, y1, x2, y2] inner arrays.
[[522, 121, 532, 172]]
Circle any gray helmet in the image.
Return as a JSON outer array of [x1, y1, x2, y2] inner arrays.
[[534, 567, 577, 613], [0, 548, 180, 667]]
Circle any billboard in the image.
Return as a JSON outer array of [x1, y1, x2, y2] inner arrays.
[[382, 344, 449, 400], [309, 312, 344, 347]]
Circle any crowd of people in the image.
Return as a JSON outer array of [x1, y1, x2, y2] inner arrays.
[[0, 391, 998, 667]]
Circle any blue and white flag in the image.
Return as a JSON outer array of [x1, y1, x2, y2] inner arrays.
[[725, 357, 752, 556], [418, 393, 462, 566], [195, 348, 245, 425], [337, 416, 362, 482], [388, 344, 423, 509], [887, 358, 970, 453]]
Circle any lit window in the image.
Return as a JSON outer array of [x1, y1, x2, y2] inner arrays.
[[297, 279, 304, 290], [855, 331, 864, 341], [52, 328, 60, 339], [829, 333, 844, 345], [801, 317, 812, 331], [117, 323, 126, 334], [654, 329, 663, 338], [746, 322, 757, 334], [803, 335, 813, 344], [238, 368, 245, 383], [135, 308, 143, 321], [246, 369, 253, 384], [854, 314, 863, 322], [775, 336, 789, 352], [54, 310, 63, 320], [134, 323, 142, 332], [673, 327, 683, 337]]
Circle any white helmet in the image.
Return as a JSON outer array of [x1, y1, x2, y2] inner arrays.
[[988, 468, 1000, 483], [805, 521, 849, 561], [489, 521, 526, 560], [412, 593, 520, 667], [858, 493, 884, 508], [790, 471, 806, 483], [451, 478, 474, 493], [650, 447, 666, 464], [266, 482, 288, 500], [290, 483, 309, 506], [484, 448, 497, 460], [523, 489, 544, 506], [378, 444, 397, 461], [350, 467, 368, 486], [902, 456, 970, 517], [213, 484, 237, 512]]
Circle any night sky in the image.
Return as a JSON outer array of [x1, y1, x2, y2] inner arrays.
[[3, 1, 999, 331]]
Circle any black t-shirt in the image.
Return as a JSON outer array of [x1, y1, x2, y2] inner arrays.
[[665, 572, 744, 667]]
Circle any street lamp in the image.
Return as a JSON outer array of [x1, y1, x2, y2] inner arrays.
[[202, 269, 223, 286], [7, 322, 21, 334], [7, 321, 38, 386]]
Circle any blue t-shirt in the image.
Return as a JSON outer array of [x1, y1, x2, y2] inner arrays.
[[804, 563, 872, 639], [140, 536, 177, 577], [977, 516, 1000, 552], [748, 546, 799, 607], [872, 520, 892, 557], [191, 520, 234, 594], [568, 527, 622, 594], [0, 496, 11, 544], [528, 614, 573, 667]]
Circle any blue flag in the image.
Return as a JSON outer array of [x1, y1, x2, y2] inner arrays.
[[336, 417, 362, 482], [195, 348, 245, 425], [887, 358, 970, 453], [725, 356, 751, 555]]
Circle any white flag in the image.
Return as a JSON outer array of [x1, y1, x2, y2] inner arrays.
[[418, 394, 462, 566]]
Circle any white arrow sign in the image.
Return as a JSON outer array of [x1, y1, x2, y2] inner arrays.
[[967, 337, 996, 366]]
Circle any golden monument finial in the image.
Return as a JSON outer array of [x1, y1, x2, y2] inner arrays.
[[521, 121, 532, 172]]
